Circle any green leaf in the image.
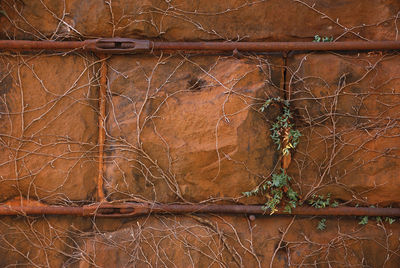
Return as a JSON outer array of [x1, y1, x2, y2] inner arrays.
[[317, 218, 327, 230], [385, 217, 395, 224], [331, 201, 339, 208], [284, 204, 292, 213], [271, 173, 286, 187], [288, 201, 297, 210], [359, 216, 368, 225], [287, 188, 298, 201], [243, 191, 251, 197], [263, 184, 267, 191]]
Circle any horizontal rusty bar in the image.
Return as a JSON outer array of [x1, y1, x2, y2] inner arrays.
[[1, 39, 400, 54], [151, 40, 400, 52], [0, 39, 97, 52], [148, 204, 400, 217], [0, 203, 399, 218], [0, 205, 84, 216]]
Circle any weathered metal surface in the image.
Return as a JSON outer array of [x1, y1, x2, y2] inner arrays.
[[0, 203, 399, 217], [97, 54, 107, 202], [0, 205, 84, 216], [0, 39, 97, 51], [1, 39, 400, 53], [151, 40, 400, 52]]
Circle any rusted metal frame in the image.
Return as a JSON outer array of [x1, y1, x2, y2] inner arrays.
[[0, 206, 84, 216], [1, 38, 399, 218], [1, 39, 400, 53], [150, 40, 400, 52], [279, 52, 293, 170], [0, 203, 399, 218], [0, 39, 97, 52], [96, 54, 107, 201]]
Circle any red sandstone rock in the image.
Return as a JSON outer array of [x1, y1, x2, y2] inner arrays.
[[76, 215, 400, 267], [0, 1, 399, 267], [0, 216, 92, 267], [104, 55, 282, 203], [0, 55, 98, 204], [1, 0, 399, 41], [0, 215, 397, 267], [288, 53, 400, 205]]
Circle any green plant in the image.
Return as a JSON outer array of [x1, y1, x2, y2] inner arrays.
[[359, 216, 368, 225], [313, 35, 333, 42], [317, 218, 327, 230], [359, 206, 397, 225], [306, 194, 339, 230], [244, 97, 301, 214], [385, 217, 396, 224], [259, 97, 282, 112], [260, 97, 301, 156], [376, 216, 396, 225], [358, 206, 396, 225], [308, 193, 338, 208], [243, 169, 298, 214]]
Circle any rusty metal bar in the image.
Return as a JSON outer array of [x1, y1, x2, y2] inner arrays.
[[0, 203, 398, 218], [151, 40, 400, 52], [1, 39, 400, 53], [0, 206, 84, 216], [0, 39, 97, 52], [89, 203, 400, 218], [96, 55, 107, 202]]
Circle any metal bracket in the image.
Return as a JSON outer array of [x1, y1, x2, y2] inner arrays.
[[83, 203, 151, 218], [94, 38, 151, 53]]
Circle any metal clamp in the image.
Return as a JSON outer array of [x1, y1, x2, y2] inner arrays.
[[83, 203, 151, 218], [94, 38, 151, 53]]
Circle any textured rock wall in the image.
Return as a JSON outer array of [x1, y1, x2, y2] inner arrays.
[[0, 0, 399, 267], [0, 215, 399, 267], [1, 0, 399, 41], [0, 54, 99, 204], [104, 55, 281, 203], [288, 53, 400, 205]]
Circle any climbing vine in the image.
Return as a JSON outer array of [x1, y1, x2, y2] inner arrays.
[[244, 169, 298, 214], [244, 97, 301, 214], [264, 97, 301, 156]]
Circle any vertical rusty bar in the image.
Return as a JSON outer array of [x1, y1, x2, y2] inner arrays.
[[280, 53, 292, 170], [97, 55, 107, 201], [279, 53, 288, 99], [282, 52, 290, 101]]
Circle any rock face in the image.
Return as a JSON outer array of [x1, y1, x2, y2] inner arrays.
[[1, 0, 399, 41], [1, 215, 397, 267], [0, 216, 92, 267], [79, 216, 399, 267], [102, 52, 400, 206], [0, 0, 400, 267], [288, 53, 400, 205], [104, 55, 282, 203], [0, 55, 98, 204]]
